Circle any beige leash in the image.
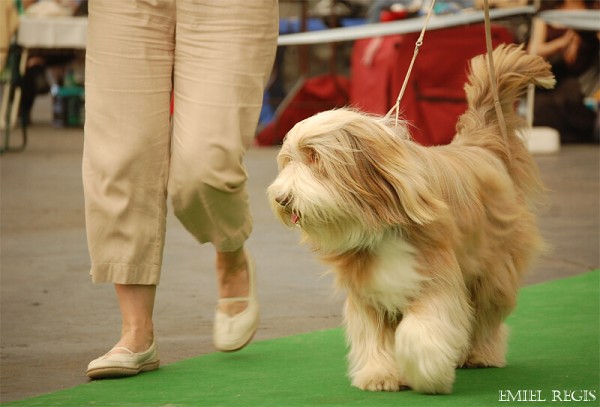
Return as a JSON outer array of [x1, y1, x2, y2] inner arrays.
[[385, 0, 510, 154], [482, 0, 510, 160], [385, 0, 437, 126]]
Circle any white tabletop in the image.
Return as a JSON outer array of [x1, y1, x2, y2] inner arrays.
[[538, 9, 600, 32], [17, 16, 87, 49], [277, 6, 536, 46], [16, 7, 577, 50]]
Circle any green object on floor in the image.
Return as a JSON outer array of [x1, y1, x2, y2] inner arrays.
[[5, 270, 599, 407]]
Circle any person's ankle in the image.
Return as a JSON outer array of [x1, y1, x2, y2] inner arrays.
[[216, 248, 250, 316], [216, 247, 246, 274], [115, 328, 154, 353]]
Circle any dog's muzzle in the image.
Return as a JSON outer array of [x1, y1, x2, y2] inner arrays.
[[274, 194, 300, 225], [274, 194, 291, 207]]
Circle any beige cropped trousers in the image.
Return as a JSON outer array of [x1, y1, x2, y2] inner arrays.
[[82, 0, 278, 285]]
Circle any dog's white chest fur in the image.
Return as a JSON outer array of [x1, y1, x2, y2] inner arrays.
[[351, 239, 425, 314]]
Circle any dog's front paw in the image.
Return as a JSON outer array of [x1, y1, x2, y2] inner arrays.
[[351, 367, 407, 392]]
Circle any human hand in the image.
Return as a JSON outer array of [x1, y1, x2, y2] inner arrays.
[[563, 30, 581, 65]]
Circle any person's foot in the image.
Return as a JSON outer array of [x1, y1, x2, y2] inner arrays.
[[216, 247, 251, 316], [213, 249, 259, 352], [86, 340, 159, 379], [89, 284, 158, 377], [113, 331, 154, 355]]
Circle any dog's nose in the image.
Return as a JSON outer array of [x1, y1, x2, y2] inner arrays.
[[275, 195, 291, 207]]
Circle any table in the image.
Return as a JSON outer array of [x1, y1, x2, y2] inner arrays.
[[538, 9, 600, 32], [17, 16, 87, 49], [277, 6, 536, 45]]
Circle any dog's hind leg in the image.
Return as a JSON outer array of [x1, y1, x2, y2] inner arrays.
[[344, 295, 405, 392], [395, 280, 473, 394], [463, 320, 509, 368], [463, 263, 519, 368]]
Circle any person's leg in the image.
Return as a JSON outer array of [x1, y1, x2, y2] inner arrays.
[[113, 284, 156, 353], [560, 77, 596, 143], [87, 281, 160, 378], [169, 0, 278, 315], [83, 0, 175, 352]]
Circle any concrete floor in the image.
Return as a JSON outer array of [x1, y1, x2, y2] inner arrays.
[[1, 96, 598, 403]]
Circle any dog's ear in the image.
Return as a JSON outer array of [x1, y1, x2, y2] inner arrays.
[[373, 158, 446, 226], [348, 121, 446, 226]]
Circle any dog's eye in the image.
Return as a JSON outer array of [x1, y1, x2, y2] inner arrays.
[[302, 147, 319, 165], [306, 149, 318, 164]]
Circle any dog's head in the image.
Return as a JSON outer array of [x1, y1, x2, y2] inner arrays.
[[267, 109, 445, 253]]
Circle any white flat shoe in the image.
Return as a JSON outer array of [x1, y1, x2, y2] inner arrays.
[[86, 340, 159, 379], [213, 251, 259, 352]]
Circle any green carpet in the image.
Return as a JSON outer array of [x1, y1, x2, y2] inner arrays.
[[5, 270, 599, 407]]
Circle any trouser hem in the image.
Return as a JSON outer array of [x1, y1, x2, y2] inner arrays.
[[90, 263, 161, 286]]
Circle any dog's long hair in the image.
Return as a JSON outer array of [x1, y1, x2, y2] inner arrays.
[[268, 45, 554, 394]]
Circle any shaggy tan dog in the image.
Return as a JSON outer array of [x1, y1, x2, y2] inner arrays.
[[267, 45, 554, 394]]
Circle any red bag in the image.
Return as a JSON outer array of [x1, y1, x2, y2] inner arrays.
[[255, 74, 349, 146], [351, 23, 514, 145]]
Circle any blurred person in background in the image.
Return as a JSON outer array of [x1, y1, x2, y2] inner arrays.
[[18, 0, 88, 124], [528, 0, 599, 143]]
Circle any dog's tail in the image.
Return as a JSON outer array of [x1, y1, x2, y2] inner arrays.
[[455, 44, 555, 207]]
